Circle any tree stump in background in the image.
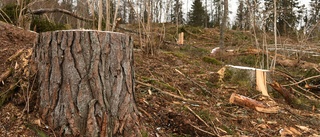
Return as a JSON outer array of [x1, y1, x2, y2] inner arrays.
[[32, 30, 141, 136]]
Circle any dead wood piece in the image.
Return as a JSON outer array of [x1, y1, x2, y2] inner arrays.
[[190, 124, 218, 137], [273, 70, 320, 100], [136, 80, 209, 106], [283, 75, 320, 87], [185, 106, 219, 136], [255, 106, 280, 113], [183, 29, 212, 40], [274, 56, 318, 69], [229, 93, 267, 109], [270, 81, 310, 110], [0, 69, 13, 84], [277, 58, 299, 67], [229, 93, 281, 113], [0, 80, 20, 107], [305, 84, 320, 92], [7, 49, 25, 62], [137, 107, 152, 119], [29, 8, 93, 22]]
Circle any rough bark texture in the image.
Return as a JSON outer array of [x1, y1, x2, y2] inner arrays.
[[32, 30, 141, 136]]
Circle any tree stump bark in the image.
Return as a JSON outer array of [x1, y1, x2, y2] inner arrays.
[[32, 30, 141, 136]]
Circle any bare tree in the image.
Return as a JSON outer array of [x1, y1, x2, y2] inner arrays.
[[219, 0, 228, 52], [98, 0, 103, 30], [272, 0, 277, 70], [87, 0, 96, 29], [112, 0, 120, 31], [105, 0, 111, 30]]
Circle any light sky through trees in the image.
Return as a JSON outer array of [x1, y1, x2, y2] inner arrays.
[[182, 0, 310, 24]]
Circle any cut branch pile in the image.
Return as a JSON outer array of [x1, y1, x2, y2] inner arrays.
[[0, 48, 36, 111]]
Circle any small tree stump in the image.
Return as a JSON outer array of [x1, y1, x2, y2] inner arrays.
[[32, 30, 141, 136]]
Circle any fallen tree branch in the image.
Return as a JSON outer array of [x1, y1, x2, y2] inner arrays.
[[185, 106, 219, 136], [7, 48, 25, 62], [182, 28, 212, 41], [29, 8, 93, 22], [0, 69, 13, 84], [185, 105, 211, 129], [272, 70, 320, 100], [0, 80, 20, 107], [283, 75, 320, 86], [174, 69, 213, 96], [270, 81, 310, 110], [190, 124, 217, 137], [136, 80, 208, 105]]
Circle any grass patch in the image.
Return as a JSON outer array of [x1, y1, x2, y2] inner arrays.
[[239, 55, 257, 66], [197, 109, 214, 122], [202, 56, 222, 65]]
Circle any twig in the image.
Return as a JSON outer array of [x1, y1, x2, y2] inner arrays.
[[29, 8, 93, 22], [283, 75, 320, 86], [185, 105, 210, 128], [190, 124, 217, 137], [185, 106, 219, 136], [273, 70, 320, 99], [138, 107, 152, 119], [136, 80, 208, 105], [313, 67, 320, 73], [174, 69, 213, 97], [7, 49, 25, 62]]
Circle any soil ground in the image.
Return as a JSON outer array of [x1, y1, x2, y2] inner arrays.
[[1, 21, 320, 136]]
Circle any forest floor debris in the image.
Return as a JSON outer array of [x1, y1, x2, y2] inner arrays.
[[1, 21, 320, 136]]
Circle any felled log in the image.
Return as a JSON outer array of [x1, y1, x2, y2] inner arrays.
[[229, 93, 267, 109], [270, 81, 309, 110], [229, 93, 279, 113]]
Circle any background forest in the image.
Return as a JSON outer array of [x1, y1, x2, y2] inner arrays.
[[1, 0, 320, 136], [1, 0, 320, 39]]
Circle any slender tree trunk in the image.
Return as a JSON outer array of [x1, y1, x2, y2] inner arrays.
[[87, 0, 96, 29], [272, 0, 277, 70], [112, 0, 121, 31], [106, 0, 111, 31], [98, 0, 103, 30], [219, 0, 228, 53], [33, 30, 141, 137]]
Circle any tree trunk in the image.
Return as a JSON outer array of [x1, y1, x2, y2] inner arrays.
[[32, 30, 141, 137], [219, 0, 228, 56]]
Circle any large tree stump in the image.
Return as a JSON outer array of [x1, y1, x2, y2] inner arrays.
[[32, 30, 141, 136]]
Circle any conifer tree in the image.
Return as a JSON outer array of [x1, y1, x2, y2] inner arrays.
[[171, 0, 184, 24], [264, 0, 301, 36], [309, 0, 320, 40], [310, 0, 320, 24], [188, 0, 209, 27], [212, 0, 222, 27], [235, 0, 245, 30]]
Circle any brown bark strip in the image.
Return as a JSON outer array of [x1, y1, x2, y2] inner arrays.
[[100, 112, 108, 137]]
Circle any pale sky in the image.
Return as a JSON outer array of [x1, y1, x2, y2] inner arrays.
[[182, 0, 311, 23]]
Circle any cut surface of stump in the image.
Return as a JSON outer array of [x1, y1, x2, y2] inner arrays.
[[32, 30, 140, 136]]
